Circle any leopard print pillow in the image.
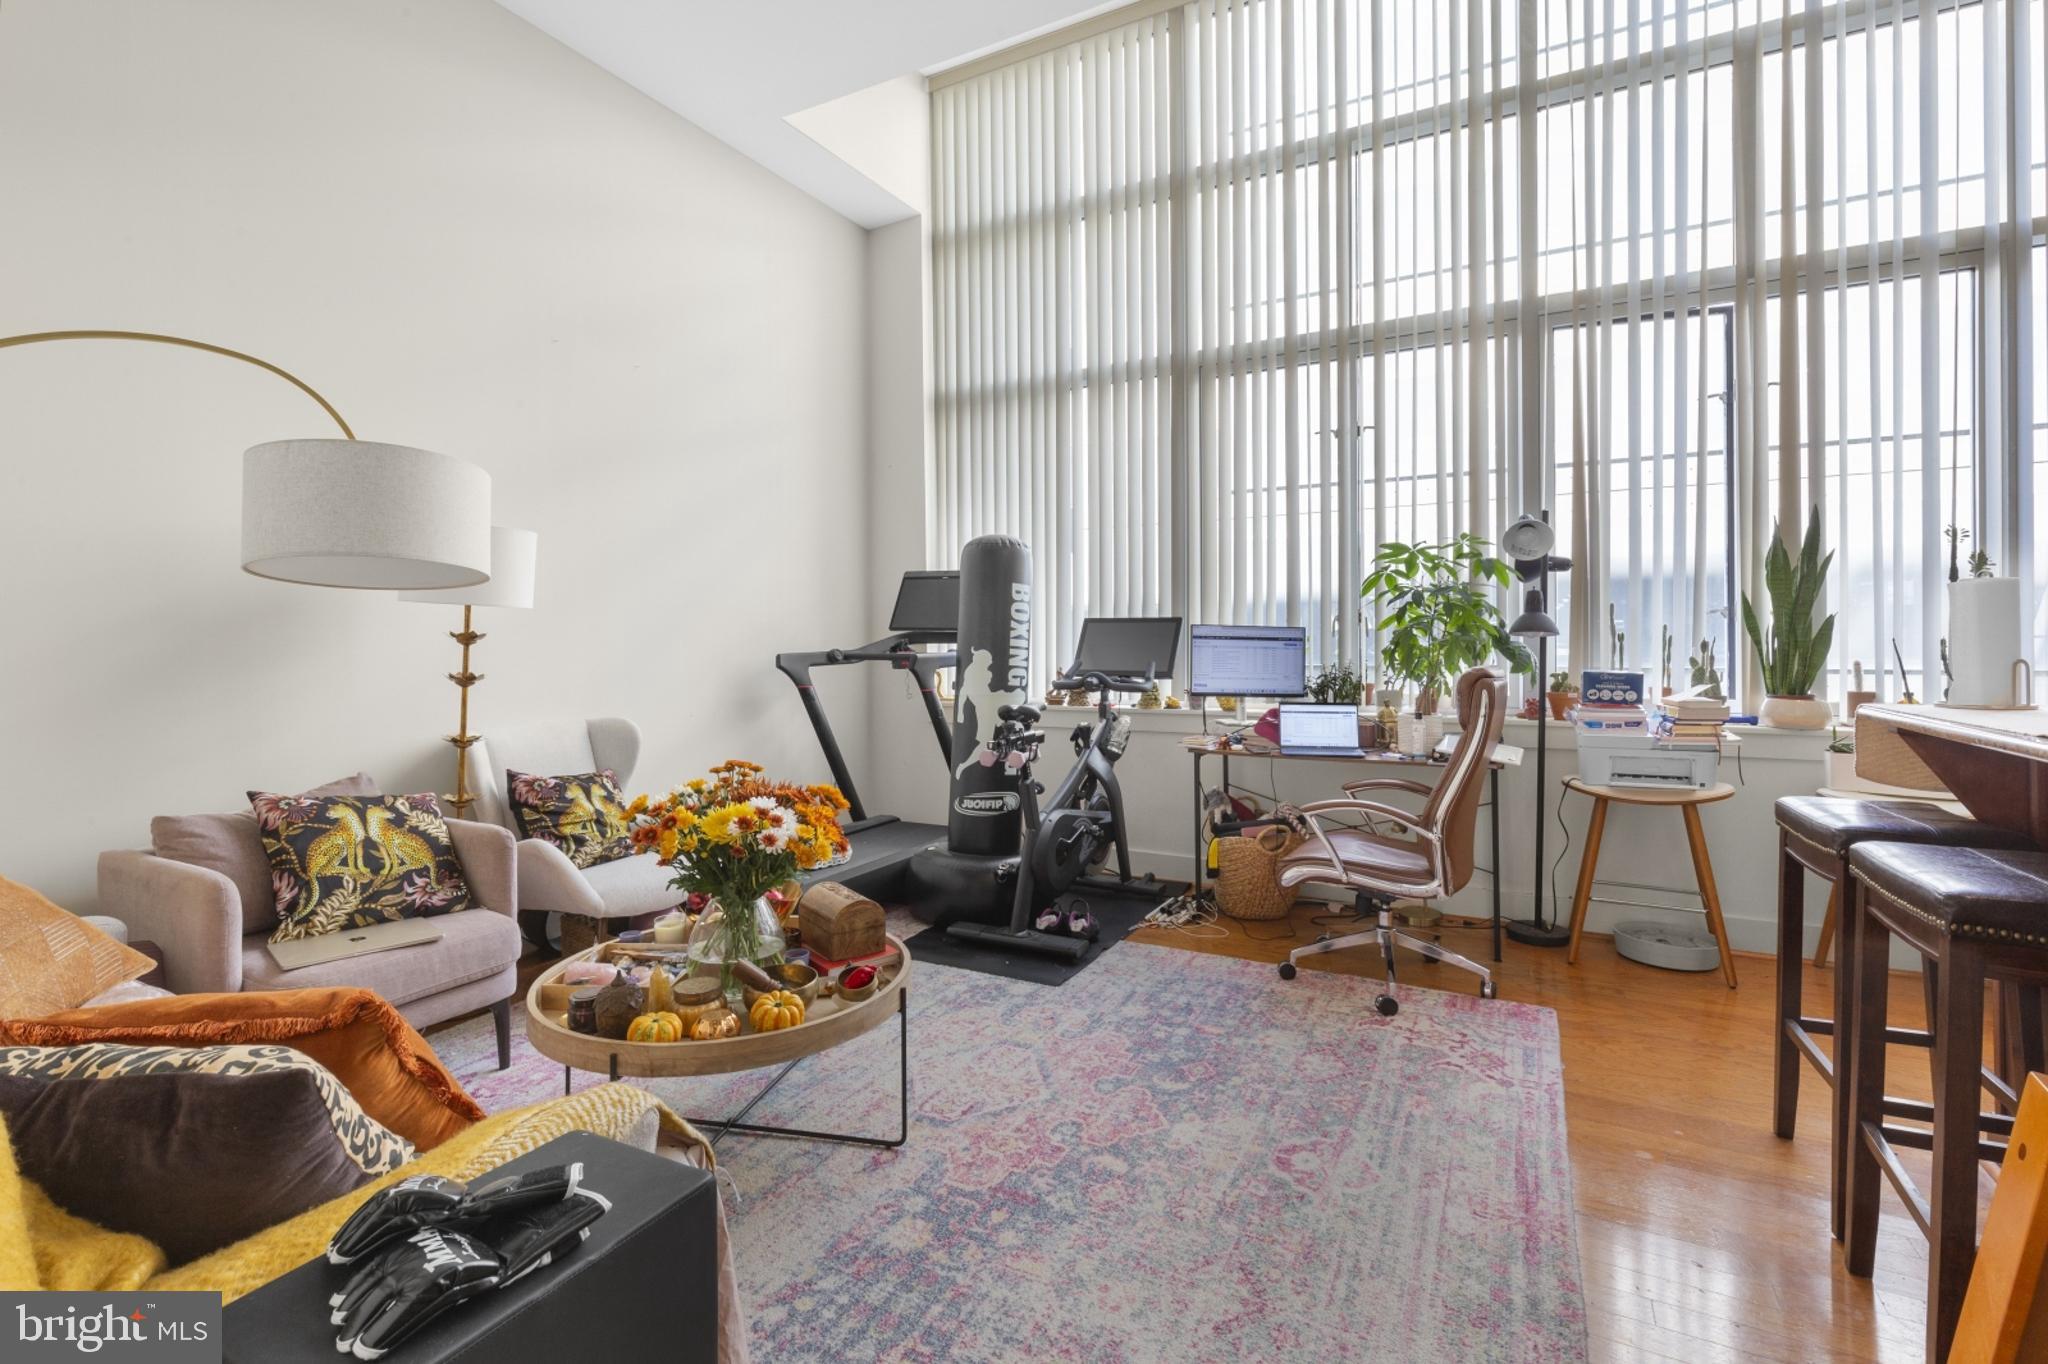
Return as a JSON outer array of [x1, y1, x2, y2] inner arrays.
[[506, 769, 635, 869], [249, 791, 471, 942]]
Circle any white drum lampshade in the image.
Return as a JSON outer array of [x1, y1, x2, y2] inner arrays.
[[241, 438, 493, 590], [398, 526, 539, 609]]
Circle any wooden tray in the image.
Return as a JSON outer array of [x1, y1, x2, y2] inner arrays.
[[522, 935, 911, 1079]]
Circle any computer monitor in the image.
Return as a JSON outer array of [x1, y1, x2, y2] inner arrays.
[[1070, 616, 1182, 680], [1186, 623, 1308, 697], [888, 571, 960, 640]]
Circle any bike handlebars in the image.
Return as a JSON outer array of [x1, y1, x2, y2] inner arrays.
[[1051, 666, 1157, 696]]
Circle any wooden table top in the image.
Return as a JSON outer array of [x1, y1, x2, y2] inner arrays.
[[1562, 778, 1736, 806], [1857, 702, 2048, 761], [524, 935, 910, 1079]]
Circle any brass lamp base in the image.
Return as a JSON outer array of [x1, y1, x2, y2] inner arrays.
[[443, 606, 483, 815]]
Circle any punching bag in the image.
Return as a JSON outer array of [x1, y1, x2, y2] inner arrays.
[[947, 534, 1033, 855]]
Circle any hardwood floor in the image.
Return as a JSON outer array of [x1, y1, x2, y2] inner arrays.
[[1126, 906, 1976, 1364]]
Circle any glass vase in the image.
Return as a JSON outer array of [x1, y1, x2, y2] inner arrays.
[[685, 896, 787, 1003]]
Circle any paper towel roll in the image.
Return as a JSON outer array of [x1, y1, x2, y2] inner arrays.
[[1946, 577, 2025, 706]]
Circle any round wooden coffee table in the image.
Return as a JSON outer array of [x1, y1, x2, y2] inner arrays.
[[524, 936, 911, 1148]]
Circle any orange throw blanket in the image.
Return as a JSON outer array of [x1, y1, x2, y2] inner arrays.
[[0, 987, 482, 1149]]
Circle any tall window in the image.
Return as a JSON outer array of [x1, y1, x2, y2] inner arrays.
[[931, 0, 2047, 701]]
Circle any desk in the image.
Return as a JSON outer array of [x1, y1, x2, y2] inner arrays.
[[1856, 703, 2048, 845], [1187, 740, 1518, 961]]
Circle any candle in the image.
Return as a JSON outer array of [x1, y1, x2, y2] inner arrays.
[[652, 911, 690, 945]]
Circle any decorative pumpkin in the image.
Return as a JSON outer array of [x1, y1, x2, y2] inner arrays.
[[690, 1009, 740, 1041], [626, 1010, 684, 1043], [748, 990, 806, 1032]]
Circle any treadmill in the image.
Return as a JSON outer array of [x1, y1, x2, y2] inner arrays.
[[775, 570, 960, 898]]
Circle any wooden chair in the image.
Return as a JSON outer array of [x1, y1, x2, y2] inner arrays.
[[1952, 1073, 2048, 1363], [1772, 796, 2034, 1241], [1843, 845, 2048, 1363]]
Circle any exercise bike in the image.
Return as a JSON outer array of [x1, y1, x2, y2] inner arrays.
[[943, 666, 1152, 963]]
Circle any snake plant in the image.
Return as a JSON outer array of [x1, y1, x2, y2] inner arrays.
[[1740, 507, 1835, 699]]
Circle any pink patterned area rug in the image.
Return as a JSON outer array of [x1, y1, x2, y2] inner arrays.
[[430, 940, 1587, 1363]]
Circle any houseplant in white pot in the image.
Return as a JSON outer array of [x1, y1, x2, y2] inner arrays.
[[1741, 507, 1835, 730], [1362, 534, 1533, 753]]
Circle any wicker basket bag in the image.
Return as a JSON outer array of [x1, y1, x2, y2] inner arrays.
[[1214, 825, 1303, 921]]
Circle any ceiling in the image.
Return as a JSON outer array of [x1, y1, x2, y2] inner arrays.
[[491, 0, 1119, 228]]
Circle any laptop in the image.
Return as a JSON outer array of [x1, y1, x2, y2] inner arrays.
[[1277, 702, 1366, 758], [266, 917, 444, 971]]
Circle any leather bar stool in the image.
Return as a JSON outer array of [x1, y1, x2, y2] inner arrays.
[[1772, 796, 2033, 1238], [1842, 843, 2048, 1364]]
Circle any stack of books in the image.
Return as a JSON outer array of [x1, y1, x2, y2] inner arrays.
[[1657, 692, 1732, 749]]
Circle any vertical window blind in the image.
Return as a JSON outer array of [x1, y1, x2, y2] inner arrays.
[[931, 0, 2046, 702]]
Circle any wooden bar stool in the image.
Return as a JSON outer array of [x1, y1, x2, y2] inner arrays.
[[1843, 843, 2048, 1364], [1562, 779, 1737, 988], [1773, 796, 2034, 1240]]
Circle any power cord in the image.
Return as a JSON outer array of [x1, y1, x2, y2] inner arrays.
[[1142, 892, 1231, 938]]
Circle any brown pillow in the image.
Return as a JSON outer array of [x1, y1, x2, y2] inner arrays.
[[0, 876, 156, 1018], [0, 987, 483, 1150], [0, 1041, 413, 1265], [150, 772, 379, 935]]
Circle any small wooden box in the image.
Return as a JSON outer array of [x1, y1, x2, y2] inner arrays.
[[799, 881, 885, 962]]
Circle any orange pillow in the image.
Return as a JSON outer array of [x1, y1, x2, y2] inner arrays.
[[0, 875, 155, 1017], [0, 987, 482, 1151]]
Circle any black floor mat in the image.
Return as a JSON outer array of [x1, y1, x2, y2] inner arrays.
[[901, 883, 1183, 986]]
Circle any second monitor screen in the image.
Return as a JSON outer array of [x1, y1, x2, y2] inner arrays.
[[1187, 624, 1308, 697]]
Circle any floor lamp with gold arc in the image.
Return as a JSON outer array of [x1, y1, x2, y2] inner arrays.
[[0, 328, 493, 591]]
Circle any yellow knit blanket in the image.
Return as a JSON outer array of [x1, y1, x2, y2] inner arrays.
[[0, 1083, 708, 1300]]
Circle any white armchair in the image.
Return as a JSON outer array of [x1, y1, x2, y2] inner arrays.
[[464, 717, 681, 953]]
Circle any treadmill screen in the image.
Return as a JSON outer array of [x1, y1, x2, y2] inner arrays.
[[1071, 616, 1183, 679], [888, 571, 961, 635]]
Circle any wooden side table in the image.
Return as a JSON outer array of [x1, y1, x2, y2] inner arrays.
[[1562, 778, 1739, 988]]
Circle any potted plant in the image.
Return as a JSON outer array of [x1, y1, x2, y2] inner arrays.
[[628, 760, 851, 999], [1688, 637, 1724, 700], [1741, 507, 1836, 730], [1361, 534, 1534, 721], [1306, 661, 1365, 707], [1546, 670, 1578, 720]]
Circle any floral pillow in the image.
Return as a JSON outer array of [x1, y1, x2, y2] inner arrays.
[[507, 769, 635, 868], [250, 791, 471, 942]]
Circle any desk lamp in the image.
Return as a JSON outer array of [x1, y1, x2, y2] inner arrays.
[[1501, 511, 1572, 948]]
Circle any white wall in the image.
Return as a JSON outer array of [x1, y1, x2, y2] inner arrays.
[[0, 0, 872, 910], [787, 76, 931, 222]]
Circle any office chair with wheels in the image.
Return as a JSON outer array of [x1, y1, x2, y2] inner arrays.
[[1274, 666, 1506, 1015]]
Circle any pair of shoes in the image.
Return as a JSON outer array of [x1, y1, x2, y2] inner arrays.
[[1033, 899, 1099, 941]]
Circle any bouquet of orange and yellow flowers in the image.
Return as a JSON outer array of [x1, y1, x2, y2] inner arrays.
[[627, 759, 850, 914]]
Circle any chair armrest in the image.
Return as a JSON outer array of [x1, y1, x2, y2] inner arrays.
[[1295, 797, 1433, 837], [96, 850, 242, 995], [446, 819, 516, 919], [1339, 777, 1434, 798], [512, 838, 606, 917]]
